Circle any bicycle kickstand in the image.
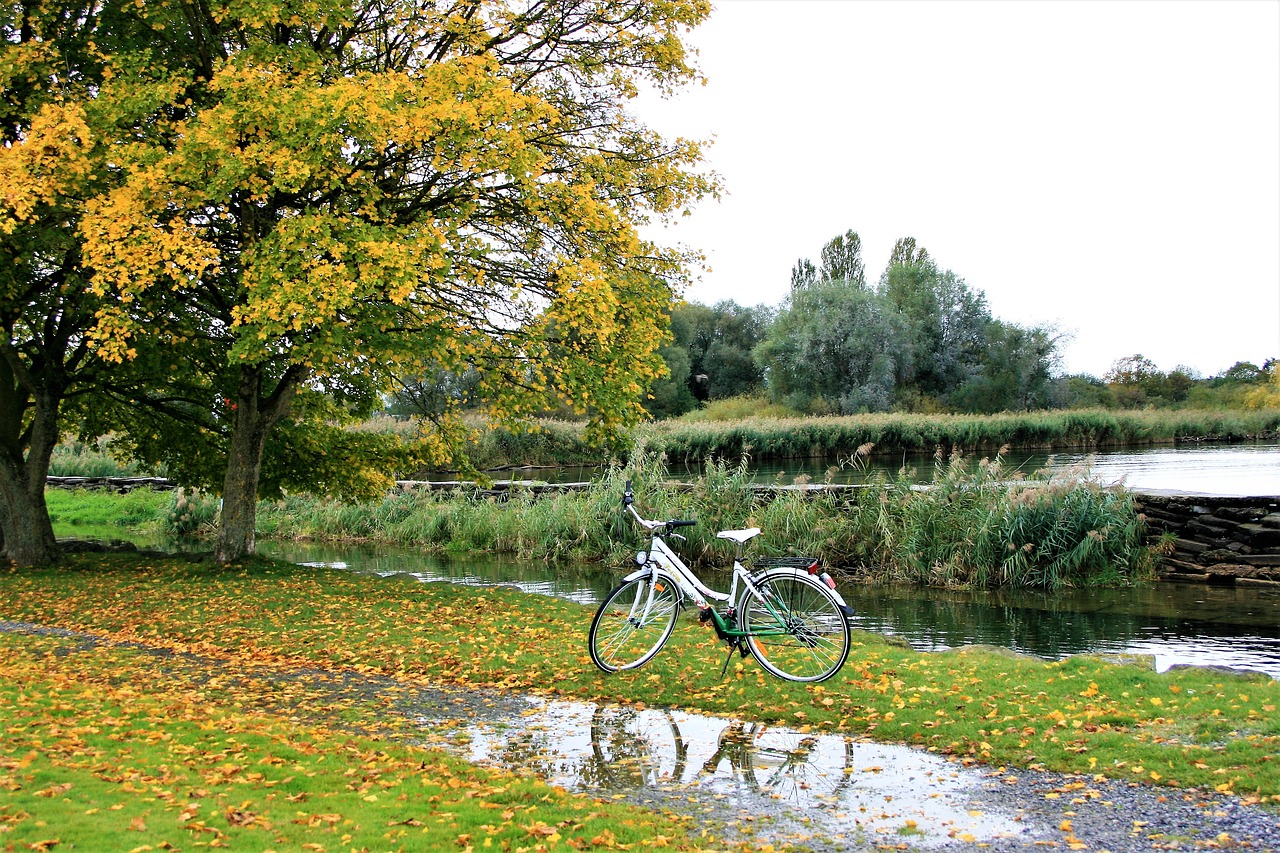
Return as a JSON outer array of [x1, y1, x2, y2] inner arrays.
[[720, 644, 736, 678], [719, 638, 752, 677]]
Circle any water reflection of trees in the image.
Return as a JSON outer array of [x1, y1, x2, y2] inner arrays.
[[842, 583, 1280, 663], [845, 586, 1158, 658]]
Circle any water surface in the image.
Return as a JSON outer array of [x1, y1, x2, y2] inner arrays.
[[256, 540, 1280, 679]]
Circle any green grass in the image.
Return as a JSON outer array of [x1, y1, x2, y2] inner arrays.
[[45, 487, 169, 536], [0, 630, 712, 851], [47, 436, 160, 477], [2, 554, 1279, 809]]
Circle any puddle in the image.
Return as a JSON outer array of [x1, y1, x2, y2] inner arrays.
[[416, 696, 1024, 848]]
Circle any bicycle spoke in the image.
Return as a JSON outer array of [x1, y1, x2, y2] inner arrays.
[[589, 575, 680, 672]]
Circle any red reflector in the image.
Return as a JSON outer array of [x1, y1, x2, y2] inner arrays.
[[807, 561, 819, 574]]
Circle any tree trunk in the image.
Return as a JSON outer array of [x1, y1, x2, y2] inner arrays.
[[0, 377, 62, 566], [213, 365, 302, 564], [0, 457, 59, 565]]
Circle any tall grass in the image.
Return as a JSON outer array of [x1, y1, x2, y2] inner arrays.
[[640, 408, 1280, 464], [861, 451, 1164, 589], [250, 448, 1159, 590], [48, 437, 160, 478], [47, 408, 1280, 482]]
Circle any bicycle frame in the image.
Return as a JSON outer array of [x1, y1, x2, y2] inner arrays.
[[621, 504, 799, 640]]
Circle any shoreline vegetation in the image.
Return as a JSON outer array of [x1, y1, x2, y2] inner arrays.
[[383, 407, 1280, 474], [44, 407, 1280, 590], [51, 449, 1164, 591], [52, 407, 1280, 480]]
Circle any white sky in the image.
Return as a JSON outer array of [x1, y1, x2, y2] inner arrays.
[[636, 0, 1280, 379]]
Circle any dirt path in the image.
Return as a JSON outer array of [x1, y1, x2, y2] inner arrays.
[[3, 620, 1277, 851]]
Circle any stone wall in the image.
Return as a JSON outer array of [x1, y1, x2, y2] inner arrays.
[[1134, 492, 1280, 586]]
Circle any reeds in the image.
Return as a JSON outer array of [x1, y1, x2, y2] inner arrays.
[[159, 488, 221, 537], [48, 437, 158, 478], [250, 448, 1159, 590], [860, 451, 1163, 589], [639, 408, 1280, 464]]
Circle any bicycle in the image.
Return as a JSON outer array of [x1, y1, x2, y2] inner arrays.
[[588, 481, 853, 683]]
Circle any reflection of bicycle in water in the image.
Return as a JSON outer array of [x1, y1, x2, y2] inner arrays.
[[700, 720, 855, 805], [584, 706, 854, 805], [585, 705, 687, 788]]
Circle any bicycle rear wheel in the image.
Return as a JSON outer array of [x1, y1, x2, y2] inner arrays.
[[589, 573, 681, 672], [739, 572, 850, 683]]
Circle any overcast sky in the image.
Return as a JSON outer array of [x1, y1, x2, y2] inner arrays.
[[636, 0, 1280, 379]]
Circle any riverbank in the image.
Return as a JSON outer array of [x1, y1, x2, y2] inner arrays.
[[44, 452, 1157, 591], [49, 408, 1280, 480], [3, 553, 1278, 809], [633, 407, 1280, 468]]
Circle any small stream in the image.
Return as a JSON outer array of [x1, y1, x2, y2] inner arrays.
[[255, 540, 1280, 679]]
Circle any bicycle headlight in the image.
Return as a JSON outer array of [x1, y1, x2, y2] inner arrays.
[[634, 551, 648, 566]]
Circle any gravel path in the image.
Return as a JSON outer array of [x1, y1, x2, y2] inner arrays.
[[3, 619, 1277, 851]]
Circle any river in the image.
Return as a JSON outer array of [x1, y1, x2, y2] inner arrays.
[[254, 538, 1280, 679], [507, 440, 1280, 496]]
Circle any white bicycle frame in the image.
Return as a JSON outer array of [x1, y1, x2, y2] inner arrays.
[[620, 503, 853, 619]]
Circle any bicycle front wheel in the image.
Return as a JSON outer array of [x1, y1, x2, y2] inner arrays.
[[589, 573, 681, 672], [740, 573, 851, 683]]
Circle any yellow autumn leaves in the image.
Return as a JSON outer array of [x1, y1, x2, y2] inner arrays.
[[3, 0, 715, 474], [0, 103, 95, 228]]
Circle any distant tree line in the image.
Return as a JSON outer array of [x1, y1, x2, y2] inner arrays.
[[386, 230, 1277, 422], [637, 230, 1278, 419]]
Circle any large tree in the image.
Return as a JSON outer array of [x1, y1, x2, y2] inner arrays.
[[754, 278, 910, 414], [6, 0, 714, 563], [0, 0, 147, 565], [879, 253, 992, 399], [950, 321, 1058, 413]]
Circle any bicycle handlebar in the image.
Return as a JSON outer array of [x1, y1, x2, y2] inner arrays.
[[622, 481, 696, 533]]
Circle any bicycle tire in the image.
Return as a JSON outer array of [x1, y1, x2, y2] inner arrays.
[[589, 573, 681, 672], [739, 571, 850, 683]]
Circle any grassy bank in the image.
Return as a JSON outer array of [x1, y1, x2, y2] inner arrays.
[[51, 452, 1161, 590], [48, 408, 1280, 479], [3, 554, 1278, 809], [637, 408, 1280, 465]]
